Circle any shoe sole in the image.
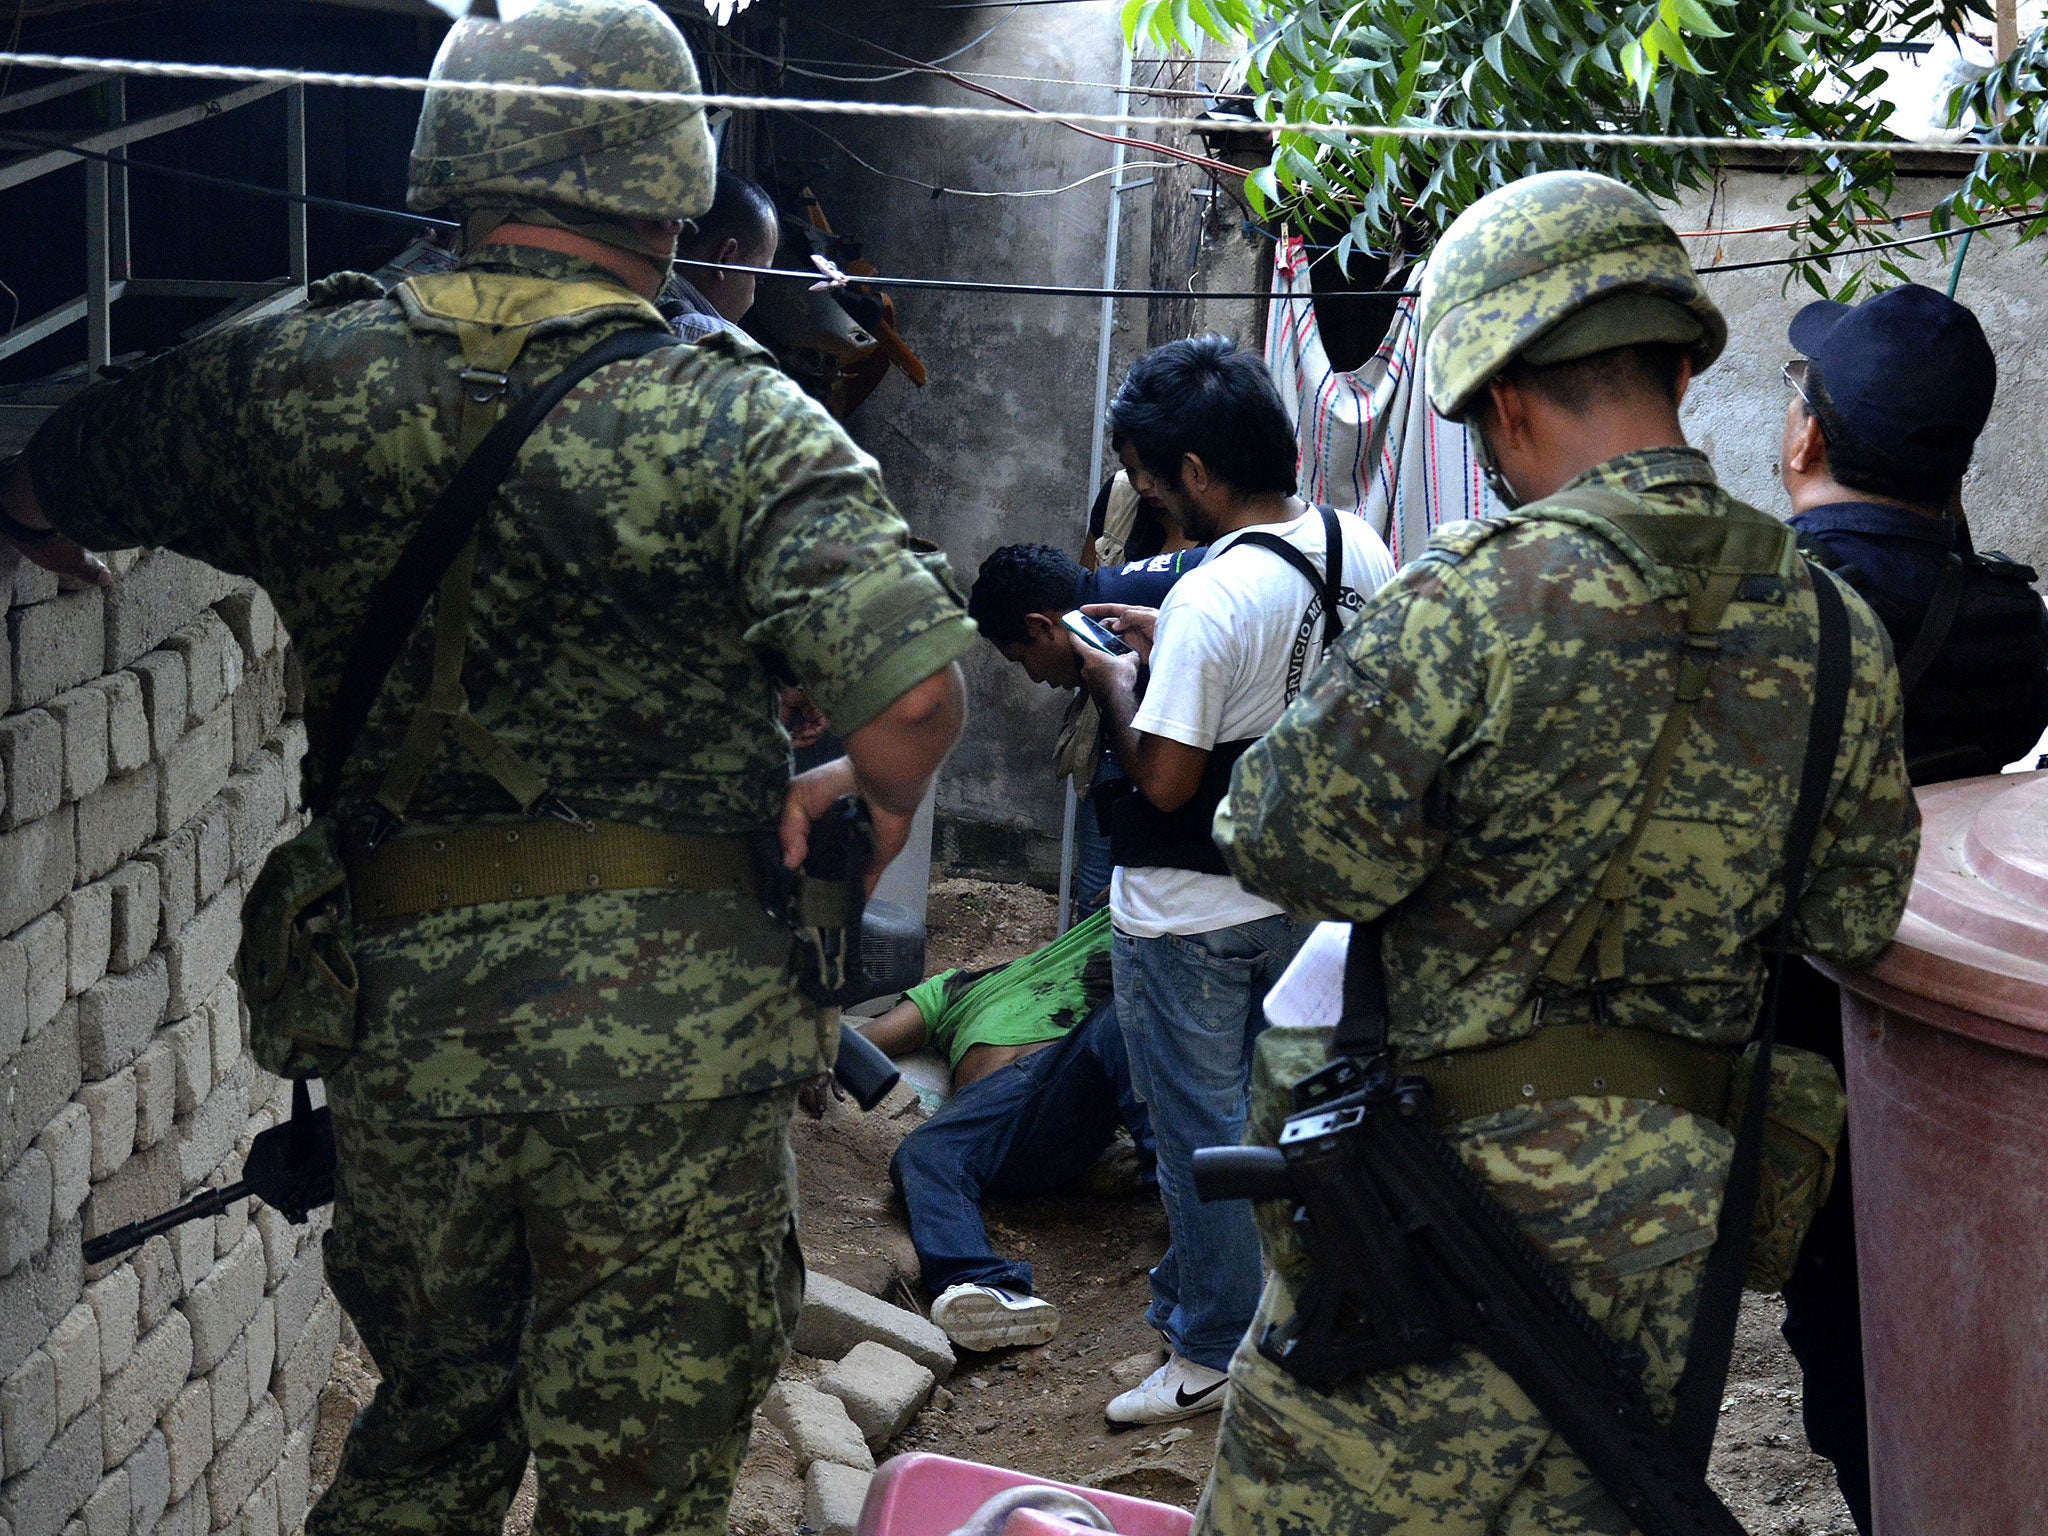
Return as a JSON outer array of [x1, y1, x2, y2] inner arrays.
[[933, 1294, 1060, 1351]]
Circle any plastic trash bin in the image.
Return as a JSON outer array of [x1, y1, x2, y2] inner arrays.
[[1815, 769, 2048, 1536]]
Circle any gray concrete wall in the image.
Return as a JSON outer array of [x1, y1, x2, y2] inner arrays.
[[1671, 170, 2048, 572]]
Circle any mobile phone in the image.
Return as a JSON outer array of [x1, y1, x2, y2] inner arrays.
[[1061, 609, 1132, 656]]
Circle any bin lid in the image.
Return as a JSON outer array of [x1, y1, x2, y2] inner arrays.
[[1850, 769, 2048, 1038]]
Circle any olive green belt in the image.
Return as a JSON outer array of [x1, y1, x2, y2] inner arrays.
[[1407, 1022, 1737, 1127], [347, 819, 757, 927]]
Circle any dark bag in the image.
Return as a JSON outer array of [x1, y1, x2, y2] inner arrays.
[[241, 326, 680, 1079]]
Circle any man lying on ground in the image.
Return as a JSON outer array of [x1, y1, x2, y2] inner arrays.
[[855, 909, 1156, 1351]]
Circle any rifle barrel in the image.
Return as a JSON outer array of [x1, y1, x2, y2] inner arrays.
[[81, 1179, 251, 1265]]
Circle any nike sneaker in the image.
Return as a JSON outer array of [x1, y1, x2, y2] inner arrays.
[[1104, 1353, 1229, 1426]]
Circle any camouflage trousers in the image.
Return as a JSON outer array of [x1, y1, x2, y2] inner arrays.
[[311, 1085, 803, 1536], [1196, 1219, 1709, 1536]]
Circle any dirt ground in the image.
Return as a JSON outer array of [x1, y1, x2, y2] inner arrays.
[[308, 876, 1855, 1535]]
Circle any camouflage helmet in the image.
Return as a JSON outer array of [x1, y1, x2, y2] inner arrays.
[[407, 0, 714, 224], [1419, 171, 1726, 420]]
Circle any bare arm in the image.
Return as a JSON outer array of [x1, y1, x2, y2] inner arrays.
[[779, 662, 967, 886], [0, 455, 112, 586], [854, 997, 932, 1058], [1071, 635, 1209, 812]]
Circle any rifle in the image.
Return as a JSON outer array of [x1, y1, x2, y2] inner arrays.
[[1194, 1047, 1748, 1536]]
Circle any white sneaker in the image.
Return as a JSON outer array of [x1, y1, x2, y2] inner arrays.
[[930, 1283, 1061, 1351], [1104, 1353, 1230, 1426]]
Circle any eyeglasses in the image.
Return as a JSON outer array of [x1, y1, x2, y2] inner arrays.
[[1782, 358, 1830, 441]]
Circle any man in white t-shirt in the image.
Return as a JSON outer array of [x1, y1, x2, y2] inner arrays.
[[1071, 336, 1396, 1425]]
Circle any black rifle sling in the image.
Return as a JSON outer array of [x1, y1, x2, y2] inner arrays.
[[1892, 552, 1967, 696], [310, 325, 678, 815], [1229, 506, 1348, 652], [1668, 561, 1853, 1466]]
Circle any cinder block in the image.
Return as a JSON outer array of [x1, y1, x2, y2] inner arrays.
[[46, 687, 109, 805], [130, 1234, 181, 1333], [44, 1305, 96, 1429], [204, 979, 242, 1091], [156, 708, 232, 839], [0, 1215, 82, 1381], [3, 544, 57, 609], [20, 912, 66, 1040], [181, 1226, 263, 1375], [0, 936, 25, 1058], [80, 1068, 137, 1182], [102, 1311, 192, 1467], [0, 1003, 79, 1173], [10, 588, 105, 711], [230, 657, 288, 775], [244, 1298, 273, 1419], [209, 1330, 250, 1447], [205, 1393, 282, 1530], [36, 1104, 90, 1228], [270, 1294, 337, 1430], [165, 615, 236, 728], [132, 1039, 175, 1153], [819, 1341, 936, 1448], [794, 1270, 956, 1382], [160, 1378, 211, 1503], [266, 1245, 322, 1367], [78, 1468, 125, 1536], [214, 589, 280, 664], [1, 1348, 56, 1476], [128, 1427, 171, 1536], [129, 653, 186, 762], [155, 1495, 203, 1536], [218, 763, 289, 881], [193, 808, 230, 907], [250, 1208, 293, 1292], [801, 1461, 873, 1536], [210, 1170, 247, 1260], [104, 552, 235, 672], [0, 1401, 101, 1536], [761, 1380, 874, 1474], [273, 1426, 309, 1536], [162, 1016, 210, 1119], [93, 673, 150, 778], [0, 709, 62, 830], [0, 1149, 53, 1277], [235, 1474, 277, 1536], [0, 804, 77, 937], [165, 891, 239, 1019], [177, 1058, 252, 1189], [77, 955, 169, 1079], [76, 765, 160, 884], [59, 883, 111, 999], [84, 1268, 139, 1376], [169, 1213, 213, 1296], [106, 861, 162, 974], [138, 825, 198, 941], [79, 1141, 179, 1256]]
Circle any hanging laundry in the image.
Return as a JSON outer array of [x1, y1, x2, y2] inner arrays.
[[1265, 235, 1491, 567]]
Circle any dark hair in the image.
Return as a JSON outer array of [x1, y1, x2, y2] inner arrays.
[[1496, 342, 1689, 414], [1805, 366, 1956, 508], [1108, 336, 1299, 496], [680, 171, 779, 258], [968, 544, 1085, 646]]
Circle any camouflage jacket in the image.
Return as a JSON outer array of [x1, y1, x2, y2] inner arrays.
[[1217, 445, 1919, 1061], [29, 245, 977, 1114]]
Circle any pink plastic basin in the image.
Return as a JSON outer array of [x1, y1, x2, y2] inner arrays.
[[1816, 769, 2048, 1536], [855, 1453, 1195, 1536]]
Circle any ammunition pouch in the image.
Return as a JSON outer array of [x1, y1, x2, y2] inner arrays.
[[1729, 1039, 1845, 1293], [241, 816, 362, 1081]]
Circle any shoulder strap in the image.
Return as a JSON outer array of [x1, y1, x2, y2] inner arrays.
[[1229, 507, 1348, 651], [1668, 561, 1853, 1467], [1893, 553, 1967, 695], [310, 325, 679, 815]]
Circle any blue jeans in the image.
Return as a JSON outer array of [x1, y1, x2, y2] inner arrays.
[[1112, 913, 1306, 1370], [1072, 756, 1119, 918], [889, 1003, 1153, 1297]]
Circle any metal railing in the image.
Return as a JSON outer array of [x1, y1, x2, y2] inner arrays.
[[0, 74, 307, 370]]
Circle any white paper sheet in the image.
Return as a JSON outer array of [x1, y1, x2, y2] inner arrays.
[[1262, 920, 1353, 1033]]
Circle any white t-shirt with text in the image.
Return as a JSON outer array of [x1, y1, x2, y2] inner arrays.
[[1110, 506, 1397, 938]]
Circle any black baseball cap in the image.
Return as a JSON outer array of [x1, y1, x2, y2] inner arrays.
[[1788, 283, 1996, 483]]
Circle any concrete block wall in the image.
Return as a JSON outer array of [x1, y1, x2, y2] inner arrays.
[[0, 546, 332, 1536]]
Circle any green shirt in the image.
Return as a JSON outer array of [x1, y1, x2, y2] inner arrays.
[[905, 909, 1112, 1068], [29, 247, 979, 1116]]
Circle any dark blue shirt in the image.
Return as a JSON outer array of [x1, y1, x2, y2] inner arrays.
[[1788, 500, 1955, 606], [1079, 546, 1209, 608]]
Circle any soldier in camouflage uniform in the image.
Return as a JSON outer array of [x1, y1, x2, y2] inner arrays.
[[1196, 171, 1920, 1534], [0, 3, 973, 1532]]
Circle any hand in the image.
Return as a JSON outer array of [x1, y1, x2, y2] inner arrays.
[[778, 687, 829, 749], [1081, 602, 1157, 662], [4, 534, 112, 588], [1068, 628, 1140, 706], [776, 755, 915, 895]]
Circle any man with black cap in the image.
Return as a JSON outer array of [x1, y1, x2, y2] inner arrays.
[[1777, 283, 2048, 1531]]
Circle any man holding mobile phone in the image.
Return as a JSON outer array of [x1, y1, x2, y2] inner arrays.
[[1070, 337, 1396, 1425]]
